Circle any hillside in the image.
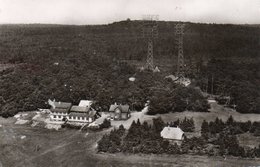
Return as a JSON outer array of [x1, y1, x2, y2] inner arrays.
[[0, 20, 259, 116]]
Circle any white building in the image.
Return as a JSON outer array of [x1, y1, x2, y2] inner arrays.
[[48, 100, 72, 121], [48, 99, 97, 123], [160, 126, 184, 145], [67, 105, 96, 123]]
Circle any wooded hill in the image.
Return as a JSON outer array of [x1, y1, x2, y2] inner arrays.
[[0, 20, 259, 116]]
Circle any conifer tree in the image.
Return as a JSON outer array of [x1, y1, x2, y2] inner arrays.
[[201, 120, 209, 134]]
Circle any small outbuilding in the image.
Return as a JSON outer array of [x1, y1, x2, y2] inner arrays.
[[160, 126, 184, 145], [108, 104, 130, 120]]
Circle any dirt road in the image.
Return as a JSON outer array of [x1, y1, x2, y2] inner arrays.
[[1, 109, 260, 167]]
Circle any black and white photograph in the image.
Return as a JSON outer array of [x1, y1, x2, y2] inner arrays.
[[0, 0, 260, 166]]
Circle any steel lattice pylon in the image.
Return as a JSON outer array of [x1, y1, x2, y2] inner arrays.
[[175, 23, 185, 78], [146, 39, 154, 70], [142, 15, 158, 70]]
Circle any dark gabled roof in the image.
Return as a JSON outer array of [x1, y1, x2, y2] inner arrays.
[[68, 110, 96, 118], [52, 102, 72, 109], [69, 112, 89, 118], [70, 106, 90, 113], [109, 104, 130, 113], [120, 105, 130, 112], [50, 108, 70, 113]]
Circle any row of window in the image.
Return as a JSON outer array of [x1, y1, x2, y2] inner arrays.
[[53, 115, 88, 120], [68, 116, 87, 120], [53, 115, 62, 119]]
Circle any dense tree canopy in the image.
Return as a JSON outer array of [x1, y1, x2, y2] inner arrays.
[[0, 21, 259, 116]]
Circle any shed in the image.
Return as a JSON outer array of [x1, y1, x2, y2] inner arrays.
[[160, 127, 184, 141]]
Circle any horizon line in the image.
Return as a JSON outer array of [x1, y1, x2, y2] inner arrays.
[[0, 19, 259, 26]]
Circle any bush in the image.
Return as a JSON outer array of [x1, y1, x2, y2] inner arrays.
[[148, 87, 209, 115], [100, 119, 111, 129]]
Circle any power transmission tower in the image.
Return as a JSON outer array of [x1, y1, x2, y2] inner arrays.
[[142, 15, 159, 70], [175, 23, 185, 78]]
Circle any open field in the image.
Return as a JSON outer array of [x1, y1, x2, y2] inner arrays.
[[1, 102, 260, 167], [1, 116, 260, 167], [158, 102, 260, 131]]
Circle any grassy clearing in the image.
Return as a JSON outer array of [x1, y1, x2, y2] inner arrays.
[[1, 102, 260, 167], [1, 116, 260, 167], [96, 153, 260, 167], [158, 103, 260, 131]]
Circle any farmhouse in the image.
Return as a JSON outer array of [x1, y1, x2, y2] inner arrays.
[[108, 104, 130, 120], [161, 126, 184, 145]]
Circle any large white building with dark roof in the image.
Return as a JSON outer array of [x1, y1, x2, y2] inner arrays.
[[48, 99, 97, 123], [48, 100, 72, 121], [67, 105, 96, 123]]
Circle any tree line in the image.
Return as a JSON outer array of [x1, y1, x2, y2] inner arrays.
[[0, 21, 259, 116], [98, 116, 260, 158]]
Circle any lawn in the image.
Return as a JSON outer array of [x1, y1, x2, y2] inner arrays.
[[1, 115, 260, 167], [158, 102, 260, 131], [1, 102, 260, 167]]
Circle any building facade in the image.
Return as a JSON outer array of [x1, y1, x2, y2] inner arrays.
[[66, 105, 96, 123], [48, 99, 97, 123], [48, 100, 72, 121], [160, 126, 184, 145], [108, 104, 130, 120]]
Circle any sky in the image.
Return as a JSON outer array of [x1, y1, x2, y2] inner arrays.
[[0, 0, 260, 25]]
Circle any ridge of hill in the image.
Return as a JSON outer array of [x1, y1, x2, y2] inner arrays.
[[0, 20, 259, 117]]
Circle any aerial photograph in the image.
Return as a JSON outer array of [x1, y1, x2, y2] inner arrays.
[[0, 0, 260, 166]]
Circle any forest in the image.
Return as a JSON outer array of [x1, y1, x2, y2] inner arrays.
[[0, 20, 259, 117], [98, 117, 260, 157]]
